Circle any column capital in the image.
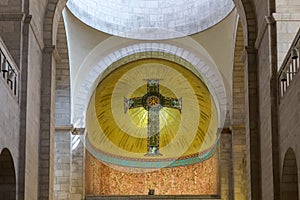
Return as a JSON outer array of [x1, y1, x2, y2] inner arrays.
[[255, 15, 275, 49], [23, 14, 32, 23], [43, 45, 56, 54], [241, 46, 257, 62], [221, 127, 232, 134], [71, 128, 85, 135], [230, 124, 246, 130]]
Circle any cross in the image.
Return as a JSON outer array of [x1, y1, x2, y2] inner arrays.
[[124, 79, 182, 156]]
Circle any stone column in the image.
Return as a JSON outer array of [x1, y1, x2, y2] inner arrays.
[[267, 11, 280, 200], [54, 127, 85, 200], [54, 127, 72, 200], [70, 130, 85, 200], [38, 46, 56, 200], [231, 21, 248, 200], [18, 13, 31, 200], [231, 125, 247, 200], [242, 46, 261, 200], [220, 128, 233, 200]]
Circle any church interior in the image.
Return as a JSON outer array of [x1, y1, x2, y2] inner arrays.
[[0, 0, 300, 199]]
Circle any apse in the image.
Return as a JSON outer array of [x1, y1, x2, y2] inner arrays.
[[62, 1, 235, 196], [85, 57, 220, 195]]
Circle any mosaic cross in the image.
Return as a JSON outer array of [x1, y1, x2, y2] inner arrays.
[[124, 79, 182, 156]]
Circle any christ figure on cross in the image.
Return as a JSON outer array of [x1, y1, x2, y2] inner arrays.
[[124, 79, 182, 156]]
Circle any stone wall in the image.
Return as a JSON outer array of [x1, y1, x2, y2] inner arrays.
[[245, 0, 281, 199], [278, 66, 300, 195], [53, 15, 83, 200], [257, 33, 275, 200], [275, 0, 300, 68], [0, 0, 22, 67], [23, 27, 43, 200], [1, 0, 299, 199], [0, 0, 54, 199], [0, 38, 20, 199], [54, 130, 85, 200]]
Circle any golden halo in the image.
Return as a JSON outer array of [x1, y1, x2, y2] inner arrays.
[[86, 58, 218, 161]]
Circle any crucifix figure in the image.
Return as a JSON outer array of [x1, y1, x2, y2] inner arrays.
[[124, 79, 182, 156]]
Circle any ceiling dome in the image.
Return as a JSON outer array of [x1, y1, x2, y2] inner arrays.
[[86, 58, 219, 169], [67, 0, 234, 40]]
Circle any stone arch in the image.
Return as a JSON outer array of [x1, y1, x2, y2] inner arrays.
[[231, 1, 259, 200], [232, 19, 246, 128], [233, 0, 257, 47], [41, 0, 258, 136], [53, 18, 74, 200], [43, 0, 68, 47], [43, 0, 258, 53], [42, 0, 259, 200], [39, 0, 71, 199], [55, 17, 71, 126], [0, 148, 16, 200], [72, 42, 227, 128], [281, 148, 299, 199], [230, 19, 248, 200], [42, 0, 258, 130]]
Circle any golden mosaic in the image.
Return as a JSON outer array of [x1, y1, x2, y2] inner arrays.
[[86, 58, 218, 165]]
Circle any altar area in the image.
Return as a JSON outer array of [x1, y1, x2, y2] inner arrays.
[[85, 151, 220, 196], [85, 195, 221, 200], [83, 58, 222, 198]]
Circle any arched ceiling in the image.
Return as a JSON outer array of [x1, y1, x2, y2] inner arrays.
[[66, 0, 234, 40], [62, 3, 238, 168], [62, 8, 238, 130], [86, 58, 219, 168]]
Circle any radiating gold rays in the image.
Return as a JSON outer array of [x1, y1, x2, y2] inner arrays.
[[86, 58, 218, 159]]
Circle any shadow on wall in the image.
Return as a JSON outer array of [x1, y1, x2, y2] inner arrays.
[[281, 148, 299, 200], [0, 148, 16, 200]]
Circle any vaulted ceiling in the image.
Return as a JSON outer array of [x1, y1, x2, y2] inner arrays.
[[67, 0, 234, 40], [62, 0, 238, 167]]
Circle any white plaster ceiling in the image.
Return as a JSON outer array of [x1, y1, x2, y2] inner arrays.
[[63, 8, 238, 131], [66, 0, 234, 40]]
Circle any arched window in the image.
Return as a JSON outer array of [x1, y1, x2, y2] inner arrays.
[[0, 148, 16, 200], [281, 148, 299, 200]]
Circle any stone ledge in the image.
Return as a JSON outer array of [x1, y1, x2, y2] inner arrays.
[[273, 13, 300, 21], [0, 12, 24, 21], [55, 125, 73, 131]]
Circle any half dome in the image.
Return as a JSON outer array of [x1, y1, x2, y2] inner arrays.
[[86, 58, 219, 168]]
